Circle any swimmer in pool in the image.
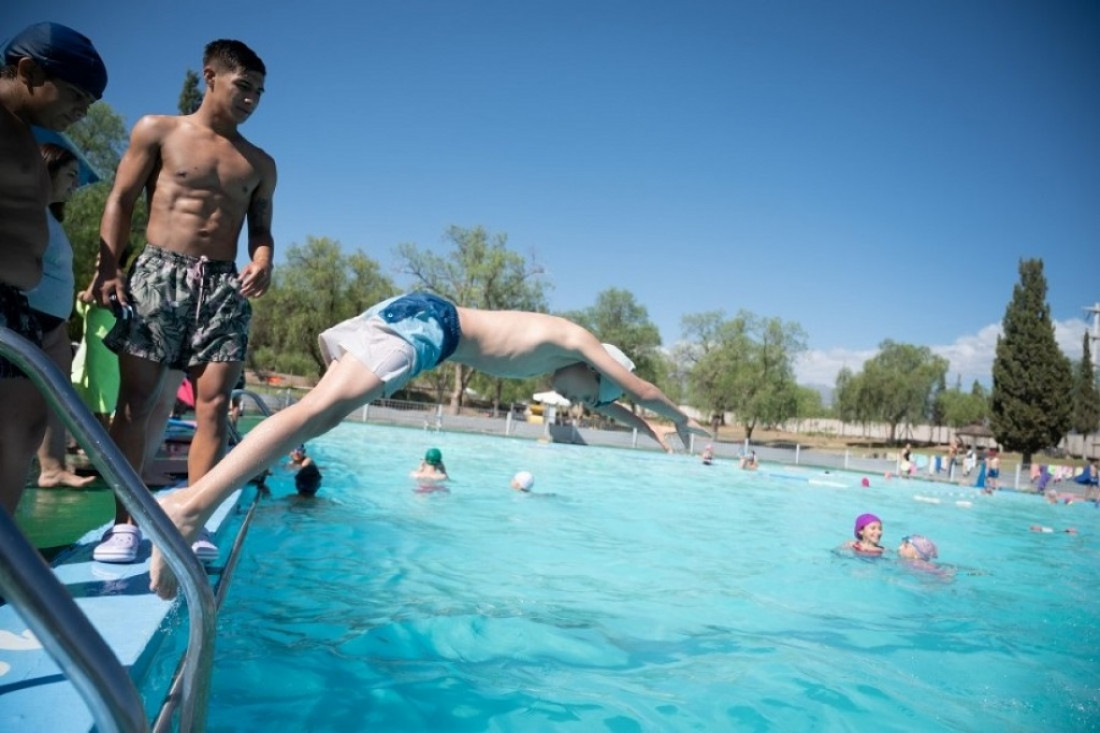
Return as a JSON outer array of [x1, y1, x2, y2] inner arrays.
[[844, 513, 884, 555], [897, 534, 938, 563], [510, 470, 534, 492], [411, 447, 448, 486], [701, 444, 714, 465], [1029, 525, 1077, 534]]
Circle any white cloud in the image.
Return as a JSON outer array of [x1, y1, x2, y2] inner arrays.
[[794, 346, 878, 387], [795, 317, 1093, 388]]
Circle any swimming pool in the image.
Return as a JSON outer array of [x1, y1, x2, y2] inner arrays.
[[185, 422, 1100, 730]]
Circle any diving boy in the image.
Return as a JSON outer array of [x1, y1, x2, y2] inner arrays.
[[150, 292, 709, 597]]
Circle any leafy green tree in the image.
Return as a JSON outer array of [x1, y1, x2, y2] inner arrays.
[[562, 288, 666, 406], [990, 259, 1073, 463], [65, 103, 128, 177], [179, 69, 202, 114], [837, 341, 948, 442], [1071, 332, 1100, 440], [937, 380, 990, 428], [63, 102, 145, 340], [676, 311, 733, 432], [833, 367, 861, 425], [249, 237, 395, 376], [394, 225, 548, 412], [794, 385, 827, 419], [681, 310, 805, 439], [734, 314, 806, 437]]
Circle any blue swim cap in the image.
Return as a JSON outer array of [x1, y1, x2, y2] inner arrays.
[[2, 22, 107, 99]]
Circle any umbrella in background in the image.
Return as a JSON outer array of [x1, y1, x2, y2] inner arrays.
[[532, 391, 571, 407], [32, 127, 103, 186]]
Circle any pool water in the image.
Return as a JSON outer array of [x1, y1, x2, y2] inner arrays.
[[202, 423, 1100, 731]]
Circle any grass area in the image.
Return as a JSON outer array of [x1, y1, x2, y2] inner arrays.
[[15, 482, 117, 561]]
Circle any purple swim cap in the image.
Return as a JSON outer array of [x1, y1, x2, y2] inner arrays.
[[854, 513, 881, 539], [904, 534, 938, 561], [2, 22, 107, 99]]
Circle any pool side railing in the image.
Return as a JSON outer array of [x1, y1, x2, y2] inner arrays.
[[255, 394, 1070, 494], [0, 326, 216, 732], [150, 389, 273, 732]]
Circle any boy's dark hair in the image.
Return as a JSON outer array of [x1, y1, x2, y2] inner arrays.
[[295, 463, 322, 496], [203, 39, 265, 76]]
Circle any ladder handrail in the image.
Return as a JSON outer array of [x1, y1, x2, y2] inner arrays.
[[0, 509, 147, 733], [153, 387, 275, 732], [0, 326, 216, 732]]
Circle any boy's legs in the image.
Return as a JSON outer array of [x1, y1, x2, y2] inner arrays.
[[150, 353, 388, 598], [187, 360, 243, 485], [141, 369, 185, 486], [107, 353, 170, 523], [0, 379, 47, 514], [36, 321, 95, 488]]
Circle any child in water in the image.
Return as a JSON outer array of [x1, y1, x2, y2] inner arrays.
[[844, 513, 884, 555], [411, 447, 449, 489], [897, 534, 937, 563]]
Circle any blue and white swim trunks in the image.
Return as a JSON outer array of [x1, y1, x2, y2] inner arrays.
[[318, 292, 460, 396]]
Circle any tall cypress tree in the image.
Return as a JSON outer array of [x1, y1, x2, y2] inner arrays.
[[178, 69, 202, 114], [990, 259, 1072, 464], [1071, 332, 1100, 441]]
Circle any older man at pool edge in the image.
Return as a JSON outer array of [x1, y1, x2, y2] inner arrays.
[[150, 292, 709, 598]]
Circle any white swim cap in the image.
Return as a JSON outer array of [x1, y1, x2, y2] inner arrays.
[[512, 471, 534, 491], [597, 343, 635, 405]]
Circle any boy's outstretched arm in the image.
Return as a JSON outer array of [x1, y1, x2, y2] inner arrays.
[[596, 402, 679, 452], [598, 371, 710, 449]]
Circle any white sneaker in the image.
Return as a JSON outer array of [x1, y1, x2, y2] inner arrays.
[[191, 528, 219, 564], [93, 524, 142, 563]]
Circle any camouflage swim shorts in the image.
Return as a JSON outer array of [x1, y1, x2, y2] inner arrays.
[[105, 245, 251, 370], [0, 283, 43, 379]]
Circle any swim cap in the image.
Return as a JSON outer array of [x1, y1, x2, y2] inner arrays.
[[512, 471, 534, 491], [2, 22, 107, 100], [904, 534, 937, 561], [854, 513, 881, 539], [860, 477, 870, 488], [596, 343, 635, 406], [424, 447, 443, 465]]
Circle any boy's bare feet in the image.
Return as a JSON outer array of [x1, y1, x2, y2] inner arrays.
[[149, 492, 202, 600], [36, 469, 96, 489]]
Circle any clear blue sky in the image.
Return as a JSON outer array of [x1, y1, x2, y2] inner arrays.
[[11, 1, 1100, 387]]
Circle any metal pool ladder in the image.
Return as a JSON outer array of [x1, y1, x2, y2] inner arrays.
[[0, 326, 217, 732], [151, 388, 274, 732]]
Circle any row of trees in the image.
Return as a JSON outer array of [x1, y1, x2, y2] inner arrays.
[[831, 259, 1099, 460], [59, 92, 1099, 454]]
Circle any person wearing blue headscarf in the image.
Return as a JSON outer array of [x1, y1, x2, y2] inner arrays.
[[0, 21, 106, 514]]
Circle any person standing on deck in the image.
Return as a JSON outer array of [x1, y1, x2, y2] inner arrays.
[[88, 39, 276, 563]]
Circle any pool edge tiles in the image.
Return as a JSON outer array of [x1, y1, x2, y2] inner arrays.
[[0, 487, 245, 732]]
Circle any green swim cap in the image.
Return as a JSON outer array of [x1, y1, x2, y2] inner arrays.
[[425, 447, 443, 465]]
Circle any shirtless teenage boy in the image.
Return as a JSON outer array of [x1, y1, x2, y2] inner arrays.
[[150, 292, 710, 597], [0, 22, 106, 514], [90, 39, 276, 562]]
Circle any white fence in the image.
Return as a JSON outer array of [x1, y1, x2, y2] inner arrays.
[[248, 393, 1100, 494]]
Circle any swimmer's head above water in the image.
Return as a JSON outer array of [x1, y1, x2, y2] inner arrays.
[[511, 471, 534, 492], [898, 534, 937, 561]]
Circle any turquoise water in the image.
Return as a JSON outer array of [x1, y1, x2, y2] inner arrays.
[[203, 423, 1100, 731]]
